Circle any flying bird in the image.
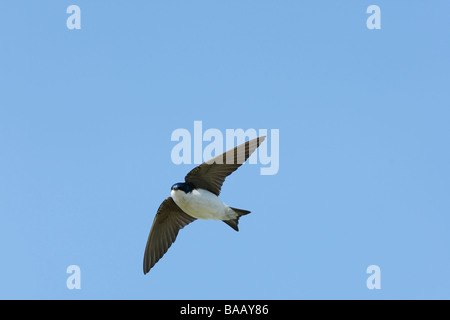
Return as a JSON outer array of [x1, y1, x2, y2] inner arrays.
[[143, 136, 266, 274]]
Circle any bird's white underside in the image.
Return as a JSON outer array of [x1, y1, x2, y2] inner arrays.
[[171, 188, 237, 221]]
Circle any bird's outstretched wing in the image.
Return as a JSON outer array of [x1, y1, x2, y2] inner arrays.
[[143, 197, 196, 274], [184, 136, 266, 196]]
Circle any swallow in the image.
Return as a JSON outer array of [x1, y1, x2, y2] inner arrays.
[[143, 136, 266, 274]]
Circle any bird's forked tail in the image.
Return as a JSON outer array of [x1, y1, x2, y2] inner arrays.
[[223, 207, 251, 231]]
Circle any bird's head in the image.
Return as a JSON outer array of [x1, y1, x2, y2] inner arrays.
[[171, 182, 195, 194]]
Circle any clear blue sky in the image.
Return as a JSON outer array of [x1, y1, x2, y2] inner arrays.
[[1, 1, 449, 299]]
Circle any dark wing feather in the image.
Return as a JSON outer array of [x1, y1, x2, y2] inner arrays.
[[184, 136, 266, 196], [143, 197, 196, 274]]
